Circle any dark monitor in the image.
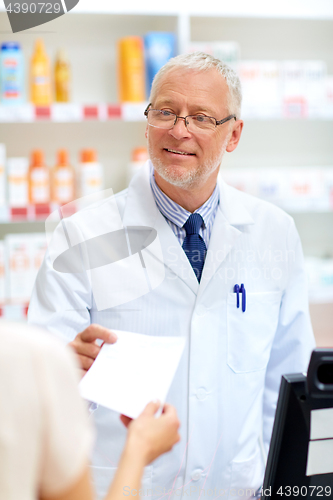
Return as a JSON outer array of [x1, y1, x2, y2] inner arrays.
[[262, 349, 333, 500]]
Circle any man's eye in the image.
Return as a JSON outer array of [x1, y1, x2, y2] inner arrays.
[[160, 110, 173, 117], [194, 115, 207, 122]]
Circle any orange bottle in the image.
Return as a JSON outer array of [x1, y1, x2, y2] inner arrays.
[[127, 147, 148, 184], [30, 39, 52, 105], [54, 49, 70, 102], [80, 149, 104, 197], [118, 37, 145, 102], [28, 150, 50, 205], [52, 149, 75, 204]]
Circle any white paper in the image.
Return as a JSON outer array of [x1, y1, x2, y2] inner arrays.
[[310, 408, 333, 440], [79, 330, 186, 418], [306, 439, 333, 476]]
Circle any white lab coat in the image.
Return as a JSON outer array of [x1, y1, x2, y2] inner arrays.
[[28, 160, 315, 500]]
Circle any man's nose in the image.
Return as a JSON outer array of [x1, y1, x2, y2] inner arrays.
[[169, 116, 191, 140]]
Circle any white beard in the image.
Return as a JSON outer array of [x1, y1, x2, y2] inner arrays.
[[148, 136, 229, 190]]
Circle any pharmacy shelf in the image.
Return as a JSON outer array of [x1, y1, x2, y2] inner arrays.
[[0, 204, 51, 222], [0, 203, 77, 223], [0, 302, 29, 320], [1, 9, 332, 262], [0, 103, 148, 123], [0, 103, 333, 123], [0, 203, 332, 225]]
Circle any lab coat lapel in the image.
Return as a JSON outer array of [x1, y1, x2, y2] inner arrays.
[[198, 178, 255, 297], [122, 162, 199, 295]]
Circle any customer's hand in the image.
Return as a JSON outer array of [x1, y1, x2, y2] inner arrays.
[[121, 401, 180, 465], [69, 324, 117, 375]]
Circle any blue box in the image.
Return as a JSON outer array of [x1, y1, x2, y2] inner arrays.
[[144, 32, 176, 99]]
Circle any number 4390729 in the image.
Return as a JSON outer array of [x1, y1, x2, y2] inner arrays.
[[276, 486, 331, 496], [6, 3, 61, 14]]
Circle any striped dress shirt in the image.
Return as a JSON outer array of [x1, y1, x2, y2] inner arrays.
[[149, 167, 220, 249]]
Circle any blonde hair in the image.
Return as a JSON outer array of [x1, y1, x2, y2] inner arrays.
[[149, 51, 242, 119]]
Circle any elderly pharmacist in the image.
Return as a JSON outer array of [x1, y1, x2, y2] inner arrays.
[[28, 52, 315, 500]]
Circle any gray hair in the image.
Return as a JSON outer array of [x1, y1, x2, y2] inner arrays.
[[149, 51, 242, 119]]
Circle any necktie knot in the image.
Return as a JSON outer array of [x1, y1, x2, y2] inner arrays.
[[183, 213, 204, 235]]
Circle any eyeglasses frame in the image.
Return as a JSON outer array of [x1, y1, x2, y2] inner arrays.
[[144, 103, 236, 130]]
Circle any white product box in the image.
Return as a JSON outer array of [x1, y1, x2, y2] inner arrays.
[[0, 241, 5, 304], [5, 233, 33, 302], [220, 168, 258, 197], [80, 162, 104, 198], [257, 61, 281, 119], [281, 61, 307, 118], [323, 76, 333, 120], [236, 61, 282, 119], [257, 168, 290, 207], [221, 166, 330, 213], [238, 61, 266, 118], [283, 168, 326, 212], [304, 61, 327, 118], [0, 144, 6, 206], [7, 157, 29, 207], [186, 41, 240, 67], [30, 233, 47, 288], [323, 167, 333, 211]]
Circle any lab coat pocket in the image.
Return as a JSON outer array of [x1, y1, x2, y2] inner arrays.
[[91, 465, 152, 500], [229, 449, 262, 496], [227, 291, 282, 373]]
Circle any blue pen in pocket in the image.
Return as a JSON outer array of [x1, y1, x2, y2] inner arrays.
[[240, 283, 246, 312], [234, 283, 246, 312], [233, 284, 240, 308]]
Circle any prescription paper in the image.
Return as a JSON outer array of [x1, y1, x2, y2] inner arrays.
[[79, 330, 186, 419]]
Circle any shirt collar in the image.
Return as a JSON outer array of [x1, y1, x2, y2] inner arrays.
[[149, 163, 220, 229]]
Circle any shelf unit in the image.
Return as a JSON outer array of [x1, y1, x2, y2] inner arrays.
[[1, 103, 333, 123], [0, 103, 148, 122], [0, 5, 332, 340]]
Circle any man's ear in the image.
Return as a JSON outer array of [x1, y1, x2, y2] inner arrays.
[[226, 120, 244, 153], [145, 124, 148, 139]]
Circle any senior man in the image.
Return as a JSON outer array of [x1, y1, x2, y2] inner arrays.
[[29, 52, 315, 500]]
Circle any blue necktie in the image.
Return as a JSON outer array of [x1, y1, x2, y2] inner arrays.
[[182, 213, 207, 282]]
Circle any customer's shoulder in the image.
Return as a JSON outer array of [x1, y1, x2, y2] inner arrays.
[[0, 320, 74, 366]]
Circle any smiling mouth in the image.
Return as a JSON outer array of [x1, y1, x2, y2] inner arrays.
[[164, 148, 195, 156]]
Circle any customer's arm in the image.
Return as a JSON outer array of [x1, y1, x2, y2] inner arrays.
[[40, 401, 180, 500], [108, 402, 180, 500]]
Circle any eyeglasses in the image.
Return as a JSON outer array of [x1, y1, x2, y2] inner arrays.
[[144, 103, 236, 134]]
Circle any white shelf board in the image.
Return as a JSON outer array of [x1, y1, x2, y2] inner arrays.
[[0, 103, 148, 122], [1, 0, 333, 18], [0, 103, 332, 123], [0, 303, 28, 321]]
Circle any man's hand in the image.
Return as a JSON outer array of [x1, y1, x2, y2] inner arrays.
[[69, 324, 117, 375], [121, 401, 180, 466]]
